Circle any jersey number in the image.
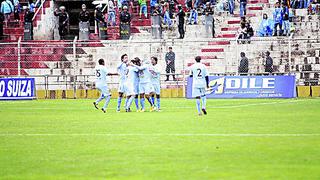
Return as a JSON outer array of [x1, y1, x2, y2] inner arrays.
[[197, 69, 202, 77], [96, 70, 101, 77]]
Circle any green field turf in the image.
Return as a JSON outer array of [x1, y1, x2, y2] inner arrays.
[[0, 98, 320, 179]]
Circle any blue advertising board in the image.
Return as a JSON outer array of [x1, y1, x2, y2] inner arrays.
[[187, 75, 296, 99], [0, 78, 36, 100]]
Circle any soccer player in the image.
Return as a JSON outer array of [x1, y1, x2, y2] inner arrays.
[[189, 56, 209, 116], [150, 56, 161, 111], [93, 59, 112, 113], [124, 59, 139, 112], [136, 59, 155, 112], [116, 54, 129, 112], [133, 57, 141, 111]]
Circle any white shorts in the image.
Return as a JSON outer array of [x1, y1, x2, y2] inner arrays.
[[118, 82, 127, 93], [152, 83, 161, 95], [139, 83, 154, 94], [192, 87, 205, 98], [97, 85, 111, 96]]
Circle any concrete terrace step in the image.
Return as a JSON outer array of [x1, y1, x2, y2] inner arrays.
[[221, 27, 239, 31], [201, 48, 224, 53], [248, 6, 264, 11], [228, 20, 241, 24], [208, 41, 231, 45], [248, 0, 269, 3], [216, 34, 236, 38]]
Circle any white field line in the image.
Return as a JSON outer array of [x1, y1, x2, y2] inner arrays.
[[0, 133, 319, 137], [0, 99, 308, 110]]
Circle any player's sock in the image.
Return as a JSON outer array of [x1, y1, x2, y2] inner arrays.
[[95, 94, 105, 104], [148, 97, 154, 107], [196, 99, 201, 114], [117, 97, 122, 111], [156, 97, 160, 109], [201, 95, 207, 109], [140, 98, 145, 110], [135, 98, 139, 110], [126, 96, 134, 110], [103, 95, 111, 110], [125, 98, 129, 108], [151, 96, 155, 105]]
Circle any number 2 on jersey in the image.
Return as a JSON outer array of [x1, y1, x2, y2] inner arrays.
[[197, 69, 202, 78]]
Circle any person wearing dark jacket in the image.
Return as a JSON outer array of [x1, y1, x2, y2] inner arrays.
[[54, 6, 69, 40], [0, 12, 4, 40], [79, 4, 90, 23], [265, 51, 273, 73], [24, 6, 34, 40], [238, 52, 249, 74], [176, 4, 185, 39], [120, 6, 131, 23]]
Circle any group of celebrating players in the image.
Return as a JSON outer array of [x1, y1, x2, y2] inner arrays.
[[92, 54, 209, 116], [93, 54, 161, 113]]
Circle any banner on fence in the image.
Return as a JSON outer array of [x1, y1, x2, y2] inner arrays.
[[186, 75, 296, 98], [0, 78, 36, 100]]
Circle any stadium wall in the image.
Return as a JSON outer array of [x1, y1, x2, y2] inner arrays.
[[35, 88, 184, 99], [33, 86, 320, 99]]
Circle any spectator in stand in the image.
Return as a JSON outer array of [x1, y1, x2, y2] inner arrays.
[[150, 0, 158, 14], [282, 2, 290, 36], [257, 13, 273, 37], [28, 0, 35, 12], [204, 2, 214, 38], [188, 4, 198, 24], [0, 12, 4, 40], [121, 0, 130, 8], [238, 0, 247, 17], [131, 0, 139, 13], [120, 5, 131, 24], [246, 21, 254, 41], [168, 0, 177, 18], [237, 22, 248, 44], [238, 52, 249, 74], [54, 6, 69, 40], [163, 1, 172, 28], [264, 51, 273, 73], [273, 2, 283, 36], [95, 4, 106, 34], [1, 0, 14, 25], [79, 4, 90, 24], [177, 4, 185, 39], [153, 3, 162, 16], [14, 1, 20, 22], [139, 0, 147, 18], [24, 6, 34, 39], [165, 47, 176, 81], [108, 0, 116, 26], [79, 4, 90, 40], [228, 0, 235, 15]]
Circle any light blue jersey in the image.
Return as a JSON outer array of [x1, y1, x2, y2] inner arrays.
[[190, 62, 208, 89], [126, 66, 139, 95], [150, 64, 161, 95], [138, 63, 154, 94], [150, 64, 161, 85], [117, 62, 127, 93], [94, 65, 110, 96], [138, 64, 152, 84]]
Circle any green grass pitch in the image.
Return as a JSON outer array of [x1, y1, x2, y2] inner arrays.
[[1, 98, 320, 179]]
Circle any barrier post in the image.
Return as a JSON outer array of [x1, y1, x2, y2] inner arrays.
[[17, 37, 22, 77]]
